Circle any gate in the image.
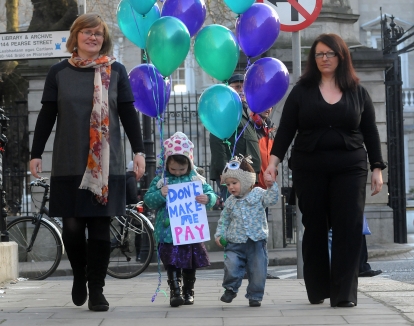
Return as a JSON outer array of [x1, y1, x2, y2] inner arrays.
[[381, 14, 408, 243], [2, 100, 30, 216]]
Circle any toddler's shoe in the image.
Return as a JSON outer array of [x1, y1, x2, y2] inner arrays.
[[249, 299, 261, 307], [220, 289, 237, 303]]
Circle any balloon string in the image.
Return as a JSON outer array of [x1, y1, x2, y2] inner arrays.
[[142, 50, 148, 63], [130, 3, 145, 48], [149, 64, 161, 117], [151, 246, 163, 302], [155, 114, 166, 177], [231, 119, 250, 158], [245, 57, 252, 71]]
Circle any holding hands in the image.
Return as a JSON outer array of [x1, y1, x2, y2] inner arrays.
[[264, 171, 275, 188]]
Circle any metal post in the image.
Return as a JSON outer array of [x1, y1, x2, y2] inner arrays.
[[139, 110, 157, 262], [292, 31, 304, 278], [0, 105, 9, 242]]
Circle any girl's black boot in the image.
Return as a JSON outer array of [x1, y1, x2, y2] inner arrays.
[[182, 269, 196, 305], [167, 266, 184, 307]]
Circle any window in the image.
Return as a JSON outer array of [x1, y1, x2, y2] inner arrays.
[[171, 62, 187, 93]]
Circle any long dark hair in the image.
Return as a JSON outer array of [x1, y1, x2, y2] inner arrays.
[[298, 33, 359, 91]]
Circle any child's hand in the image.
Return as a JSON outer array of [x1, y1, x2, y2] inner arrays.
[[195, 194, 208, 205], [161, 186, 168, 197], [265, 173, 275, 188], [215, 236, 223, 248]]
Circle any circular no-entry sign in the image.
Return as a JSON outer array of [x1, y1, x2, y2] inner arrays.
[[256, 0, 323, 32]]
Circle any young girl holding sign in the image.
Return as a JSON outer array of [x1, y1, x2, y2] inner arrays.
[[144, 132, 217, 307], [215, 155, 279, 307]]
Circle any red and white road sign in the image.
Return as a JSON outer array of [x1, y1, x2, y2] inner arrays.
[[256, 0, 322, 32]]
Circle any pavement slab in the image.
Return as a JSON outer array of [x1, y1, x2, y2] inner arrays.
[[0, 277, 413, 326]]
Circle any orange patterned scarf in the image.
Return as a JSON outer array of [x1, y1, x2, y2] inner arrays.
[[71, 53, 116, 205]]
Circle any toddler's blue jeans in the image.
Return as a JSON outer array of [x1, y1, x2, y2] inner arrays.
[[222, 239, 268, 301]]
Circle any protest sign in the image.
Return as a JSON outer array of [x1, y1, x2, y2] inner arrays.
[[167, 180, 210, 245]]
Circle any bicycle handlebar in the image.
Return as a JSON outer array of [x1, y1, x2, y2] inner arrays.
[[30, 177, 50, 189]]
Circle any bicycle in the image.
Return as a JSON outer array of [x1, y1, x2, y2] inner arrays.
[[6, 177, 155, 280]]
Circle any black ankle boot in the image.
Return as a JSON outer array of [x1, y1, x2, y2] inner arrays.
[[64, 241, 87, 306], [182, 270, 196, 305], [87, 239, 110, 312], [167, 266, 184, 307]]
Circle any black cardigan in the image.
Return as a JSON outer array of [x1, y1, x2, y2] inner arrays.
[[270, 84, 386, 171]]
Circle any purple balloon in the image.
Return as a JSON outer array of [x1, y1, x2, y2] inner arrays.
[[235, 3, 280, 58], [244, 57, 289, 114], [161, 0, 206, 37], [129, 64, 171, 118]]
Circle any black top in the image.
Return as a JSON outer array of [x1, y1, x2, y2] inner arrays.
[[270, 84, 386, 171]]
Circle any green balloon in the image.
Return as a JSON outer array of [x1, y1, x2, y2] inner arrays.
[[147, 16, 190, 77], [194, 24, 240, 82]]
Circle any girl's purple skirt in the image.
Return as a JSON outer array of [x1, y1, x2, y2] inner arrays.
[[158, 242, 210, 269]]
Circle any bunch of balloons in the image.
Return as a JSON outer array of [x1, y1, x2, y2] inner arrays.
[[116, 0, 290, 141], [117, 0, 206, 118], [196, 1, 290, 138]]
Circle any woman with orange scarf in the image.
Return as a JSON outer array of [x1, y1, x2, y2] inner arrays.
[[30, 13, 145, 312]]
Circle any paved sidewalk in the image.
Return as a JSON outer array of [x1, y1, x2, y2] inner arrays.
[[48, 242, 414, 277], [1, 274, 414, 325], [2, 241, 414, 325]]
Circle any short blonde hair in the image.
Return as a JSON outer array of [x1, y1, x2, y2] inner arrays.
[[66, 13, 112, 55]]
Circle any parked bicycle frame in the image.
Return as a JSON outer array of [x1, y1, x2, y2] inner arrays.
[[7, 178, 155, 280]]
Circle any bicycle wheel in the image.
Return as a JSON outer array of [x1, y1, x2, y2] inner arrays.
[[107, 214, 155, 279], [7, 216, 63, 280]]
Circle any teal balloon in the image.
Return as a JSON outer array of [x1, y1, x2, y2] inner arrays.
[[224, 0, 255, 14], [194, 25, 240, 82], [117, 0, 160, 49], [147, 16, 190, 77], [199, 84, 242, 140], [129, 0, 157, 15]]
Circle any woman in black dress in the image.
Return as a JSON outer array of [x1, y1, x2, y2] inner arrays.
[[30, 13, 145, 311]]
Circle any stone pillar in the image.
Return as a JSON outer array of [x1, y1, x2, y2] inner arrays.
[[352, 49, 393, 245], [0, 242, 18, 283], [20, 59, 59, 208]]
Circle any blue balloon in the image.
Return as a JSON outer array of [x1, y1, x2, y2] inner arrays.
[[199, 84, 242, 140], [129, 0, 157, 15], [161, 0, 206, 37], [129, 64, 171, 118], [244, 57, 290, 114], [236, 3, 280, 58], [224, 0, 255, 14], [117, 0, 160, 49]]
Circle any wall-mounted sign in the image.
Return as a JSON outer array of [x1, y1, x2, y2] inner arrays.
[[0, 30, 70, 61]]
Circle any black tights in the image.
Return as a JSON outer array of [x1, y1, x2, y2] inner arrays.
[[62, 216, 111, 246]]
